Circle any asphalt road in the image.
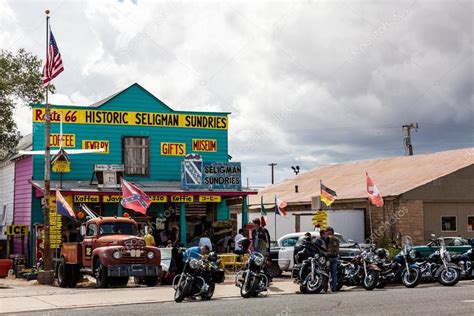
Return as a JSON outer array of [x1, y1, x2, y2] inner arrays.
[[11, 281, 474, 316]]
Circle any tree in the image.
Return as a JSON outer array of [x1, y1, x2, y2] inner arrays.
[[0, 49, 54, 159]]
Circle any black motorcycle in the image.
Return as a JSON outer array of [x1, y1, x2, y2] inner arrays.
[[416, 237, 461, 286], [235, 252, 271, 298], [293, 239, 329, 294], [173, 252, 225, 302], [451, 239, 474, 280]]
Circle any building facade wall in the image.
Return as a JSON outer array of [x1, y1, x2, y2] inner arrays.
[[13, 156, 32, 254], [0, 160, 15, 252]]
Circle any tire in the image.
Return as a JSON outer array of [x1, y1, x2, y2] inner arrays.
[[303, 273, 327, 294], [144, 277, 158, 287], [94, 259, 109, 288], [201, 282, 215, 300], [241, 273, 259, 298], [438, 267, 460, 286], [68, 265, 80, 288], [268, 262, 282, 278], [110, 277, 129, 287], [376, 281, 386, 289], [299, 285, 308, 294], [57, 258, 70, 288], [363, 270, 380, 291], [174, 277, 192, 303], [402, 268, 421, 288]]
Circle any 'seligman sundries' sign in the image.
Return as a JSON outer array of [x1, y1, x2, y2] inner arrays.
[[33, 108, 228, 130]]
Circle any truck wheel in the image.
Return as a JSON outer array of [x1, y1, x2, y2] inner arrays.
[[94, 260, 109, 288], [57, 258, 70, 288], [144, 277, 158, 287], [68, 265, 80, 288]]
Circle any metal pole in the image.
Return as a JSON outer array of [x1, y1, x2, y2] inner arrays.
[[274, 195, 277, 241], [43, 10, 53, 272], [368, 199, 373, 244], [268, 163, 277, 184]]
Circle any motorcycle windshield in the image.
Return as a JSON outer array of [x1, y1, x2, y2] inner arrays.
[[401, 236, 413, 255], [438, 238, 446, 256]]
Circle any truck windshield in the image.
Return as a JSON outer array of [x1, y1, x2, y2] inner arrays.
[[99, 222, 137, 235]]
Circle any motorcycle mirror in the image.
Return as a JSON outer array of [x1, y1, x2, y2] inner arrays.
[[430, 233, 436, 239]]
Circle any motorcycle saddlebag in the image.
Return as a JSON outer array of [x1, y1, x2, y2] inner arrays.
[[212, 269, 225, 283]]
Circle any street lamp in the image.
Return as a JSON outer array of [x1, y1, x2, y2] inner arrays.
[[291, 166, 300, 175]]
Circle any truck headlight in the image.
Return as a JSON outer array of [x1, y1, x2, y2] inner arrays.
[[147, 251, 155, 259], [112, 250, 122, 259]]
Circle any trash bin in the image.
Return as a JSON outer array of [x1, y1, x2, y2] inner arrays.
[[0, 259, 13, 278]]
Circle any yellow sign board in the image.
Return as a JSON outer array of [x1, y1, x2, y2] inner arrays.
[[199, 196, 221, 203], [50, 133, 75, 147], [33, 108, 228, 130], [192, 139, 217, 152], [82, 140, 109, 154], [52, 160, 71, 173], [312, 211, 328, 229], [5, 225, 29, 236], [103, 195, 168, 203], [160, 142, 186, 156], [171, 195, 194, 203], [74, 195, 100, 203], [49, 196, 65, 249]]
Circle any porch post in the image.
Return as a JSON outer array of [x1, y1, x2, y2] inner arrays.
[[242, 195, 248, 231], [118, 203, 123, 217], [180, 202, 187, 246]]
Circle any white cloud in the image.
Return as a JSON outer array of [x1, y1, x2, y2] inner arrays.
[[3, 0, 473, 186]]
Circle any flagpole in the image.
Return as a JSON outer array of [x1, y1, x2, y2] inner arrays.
[[43, 9, 53, 272], [319, 180, 323, 212], [274, 195, 277, 242], [367, 198, 373, 244]]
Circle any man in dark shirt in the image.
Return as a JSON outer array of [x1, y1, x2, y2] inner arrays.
[[325, 227, 340, 292]]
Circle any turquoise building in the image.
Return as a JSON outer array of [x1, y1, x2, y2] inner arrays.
[[28, 83, 253, 259]]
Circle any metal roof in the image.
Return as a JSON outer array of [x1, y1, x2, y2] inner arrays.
[[250, 147, 474, 206]]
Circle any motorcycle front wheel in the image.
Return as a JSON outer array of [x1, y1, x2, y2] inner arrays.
[[174, 278, 192, 303], [241, 273, 259, 298], [363, 270, 380, 291], [438, 267, 460, 286], [201, 282, 215, 300], [303, 273, 327, 294], [402, 268, 421, 288]]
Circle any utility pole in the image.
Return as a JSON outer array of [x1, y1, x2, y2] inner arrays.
[[268, 163, 277, 184], [402, 123, 418, 156]]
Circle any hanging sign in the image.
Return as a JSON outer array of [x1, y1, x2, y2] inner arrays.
[[103, 195, 168, 203], [74, 195, 100, 203], [312, 211, 328, 229], [52, 160, 71, 173], [171, 195, 194, 203]]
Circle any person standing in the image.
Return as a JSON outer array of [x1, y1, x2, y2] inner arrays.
[[199, 231, 213, 251], [234, 229, 244, 255], [144, 227, 155, 247], [325, 227, 339, 292], [251, 218, 271, 257]]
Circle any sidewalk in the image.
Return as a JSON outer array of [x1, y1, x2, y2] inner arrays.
[[0, 276, 298, 314]]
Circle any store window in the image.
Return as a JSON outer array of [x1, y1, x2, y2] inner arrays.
[[441, 216, 457, 232], [122, 136, 149, 176], [468, 216, 474, 232]]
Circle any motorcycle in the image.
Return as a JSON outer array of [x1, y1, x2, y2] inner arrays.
[[358, 246, 381, 291], [173, 252, 225, 302], [416, 236, 461, 286], [235, 252, 271, 298], [292, 238, 329, 294], [392, 236, 422, 288], [451, 239, 474, 280]]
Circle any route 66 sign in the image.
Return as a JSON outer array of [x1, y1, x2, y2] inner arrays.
[[181, 153, 203, 189]]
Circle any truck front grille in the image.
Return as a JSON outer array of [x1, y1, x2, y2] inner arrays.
[[122, 253, 146, 264]]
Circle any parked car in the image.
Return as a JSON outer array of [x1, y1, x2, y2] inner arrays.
[[268, 231, 372, 277], [412, 237, 472, 259]]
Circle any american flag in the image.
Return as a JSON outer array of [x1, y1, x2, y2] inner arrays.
[[121, 179, 151, 215], [42, 30, 64, 84]]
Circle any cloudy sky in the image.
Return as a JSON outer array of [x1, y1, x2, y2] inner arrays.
[[2, 0, 473, 186]]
